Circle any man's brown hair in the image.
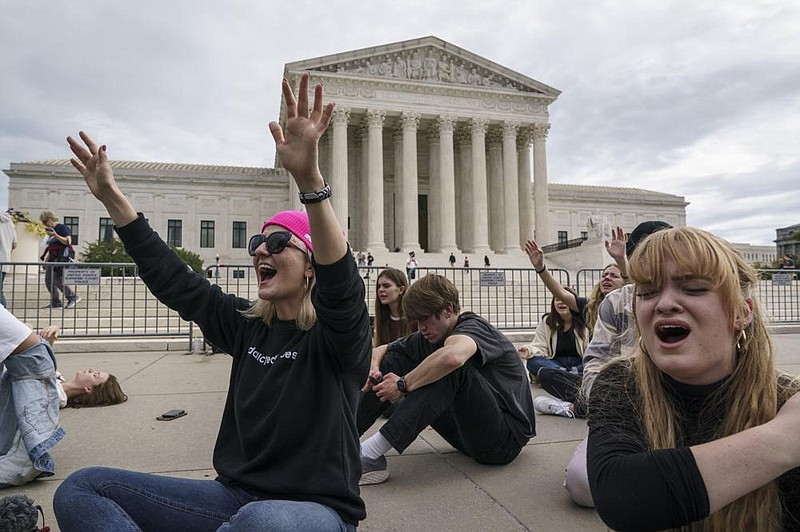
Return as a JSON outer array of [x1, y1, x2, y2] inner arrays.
[[402, 274, 460, 322]]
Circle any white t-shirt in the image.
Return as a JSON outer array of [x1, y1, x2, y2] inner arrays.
[[0, 213, 17, 273], [0, 305, 32, 365]]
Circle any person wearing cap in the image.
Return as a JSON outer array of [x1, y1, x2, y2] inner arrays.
[[56, 73, 370, 531], [561, 220, 672, 508]]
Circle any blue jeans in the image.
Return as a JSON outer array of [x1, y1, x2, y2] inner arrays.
[[526, 356, 583, 377], [54, 467, 356, 532], [0, 270, 7, 307]]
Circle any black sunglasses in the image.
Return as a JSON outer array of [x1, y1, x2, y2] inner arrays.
[[248, 231, 299, 256]]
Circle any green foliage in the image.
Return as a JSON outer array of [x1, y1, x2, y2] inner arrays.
[[171, 246, 204, 274], [79, 239, 134, 276], [78, 238, 204, 275]]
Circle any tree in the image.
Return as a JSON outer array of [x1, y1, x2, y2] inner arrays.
[[79, 239, 204, 276], [79, 239, 133, 276]]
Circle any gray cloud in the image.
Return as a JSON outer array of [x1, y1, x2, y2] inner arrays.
[[2, 0, 799, 246]]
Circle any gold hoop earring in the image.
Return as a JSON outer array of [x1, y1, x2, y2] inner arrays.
[[305, 276, 310, 291], [736, 329, 747, 352]]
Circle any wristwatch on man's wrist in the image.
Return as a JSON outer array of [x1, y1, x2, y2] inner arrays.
[[396, 376, 408, 395]]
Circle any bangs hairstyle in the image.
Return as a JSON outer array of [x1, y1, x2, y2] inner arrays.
[[627, 226, 800, 531], [240, 244, 317, 330], [402, 274, 460, 322]]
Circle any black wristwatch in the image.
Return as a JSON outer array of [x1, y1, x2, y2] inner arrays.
[[298, 182, 332, 204], [396, 377, 408, 395]]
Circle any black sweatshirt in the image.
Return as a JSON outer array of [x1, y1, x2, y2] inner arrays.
[[117, 215, 371, 525], [588, 362, 800, 531]]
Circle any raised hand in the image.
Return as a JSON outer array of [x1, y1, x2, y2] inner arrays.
[[66, 131, 137, 226], [524, 239, 544, 271], [605, 226, 627, 262], [67, 131, 118, 202], [268, 72, 334, 190]]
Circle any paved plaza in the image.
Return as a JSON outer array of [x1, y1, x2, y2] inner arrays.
[[3, 330, 799, 531]]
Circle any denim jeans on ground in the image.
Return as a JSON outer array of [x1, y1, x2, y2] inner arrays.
[[357, 350, 523, 464], [526, 356, 583, 377], [0, 340, 64, 486], [54, 467, 354, 532]]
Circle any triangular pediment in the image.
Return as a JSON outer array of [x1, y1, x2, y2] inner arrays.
[[285, 36, 560, 99]]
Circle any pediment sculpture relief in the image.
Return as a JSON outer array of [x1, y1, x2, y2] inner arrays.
[[314, 48, 534, 92]]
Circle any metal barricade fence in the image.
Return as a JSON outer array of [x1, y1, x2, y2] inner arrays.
[[205, 264, 571, 331], [1, 261, 193, 340], [3, 262, 797, 339], [576, 268, 800, 325]]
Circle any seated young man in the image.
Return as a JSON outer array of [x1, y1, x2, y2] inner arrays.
[[357, 274, 535, 484]]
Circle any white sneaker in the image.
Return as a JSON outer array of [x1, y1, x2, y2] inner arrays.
[[533, 396, 575, 418]]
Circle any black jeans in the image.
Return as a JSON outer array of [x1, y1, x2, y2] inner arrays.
[[357, 350, 523, 465], [537, 368, 587, 418], [44, 262, 76, 306]]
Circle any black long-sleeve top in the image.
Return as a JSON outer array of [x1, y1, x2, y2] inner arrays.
[[116, 214, 371, 525], [588, 362, 800, 531]]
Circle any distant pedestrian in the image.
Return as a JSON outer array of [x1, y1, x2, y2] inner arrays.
[[463, 256, 470, 268], [365, 251, 375, 279], [406, 251, 418, 281], [0, 211, 17, 308], [448, 253, 456, 267], [39, 210, 79, 309]]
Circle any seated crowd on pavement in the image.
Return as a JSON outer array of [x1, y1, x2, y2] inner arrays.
[[0, 73, 798, 532]]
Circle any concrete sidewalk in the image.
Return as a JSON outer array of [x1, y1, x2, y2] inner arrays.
[[4, 334, 800, 531]]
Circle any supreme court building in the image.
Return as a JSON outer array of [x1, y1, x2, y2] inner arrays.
[[5, 37, 687, 268]]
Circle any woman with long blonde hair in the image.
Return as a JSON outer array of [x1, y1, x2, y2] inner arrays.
[[588, 227, 800, 531], [55, 73, 370, 531]]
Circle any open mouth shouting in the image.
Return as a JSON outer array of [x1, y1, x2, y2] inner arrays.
[[258, 263, 278, 283], [654, 321, 691, 345]]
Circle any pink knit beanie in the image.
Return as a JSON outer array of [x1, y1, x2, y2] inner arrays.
[[261, 211, 313, 253]]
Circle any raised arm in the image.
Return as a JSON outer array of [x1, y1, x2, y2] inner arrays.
[[269, 73, 344, 265], [67, 132, 138, 227], [524, 239, 578, 312], [604, 226, 629, 280]]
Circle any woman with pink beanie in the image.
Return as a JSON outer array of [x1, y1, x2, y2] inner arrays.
[[56, 73, 370, 531]]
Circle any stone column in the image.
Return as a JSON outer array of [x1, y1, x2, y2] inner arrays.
[[330, 107, 350, 235], [392, 126, 404, 251], [502, 121, 521, 253], [470, 118, 490, 253], [532, 123, 551, 245], [401, 112, 421, 251], [517, 127, 533, 244], [456, 127, 472, 251], [356, 126, 369, 251], [437, 115, 458, 252], [487, 128, 504, 252], [427, 126, 441, 252], [365, 110, 387, 251]]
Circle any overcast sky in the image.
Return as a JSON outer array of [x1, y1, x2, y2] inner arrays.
[[2, 0, 798, 246]]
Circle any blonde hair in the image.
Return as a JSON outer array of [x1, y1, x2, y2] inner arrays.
[[584, 264, 620, 333], [240, 274, 317, 330], [628, 226, 800, 531], [39, 210, 58, 224]]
